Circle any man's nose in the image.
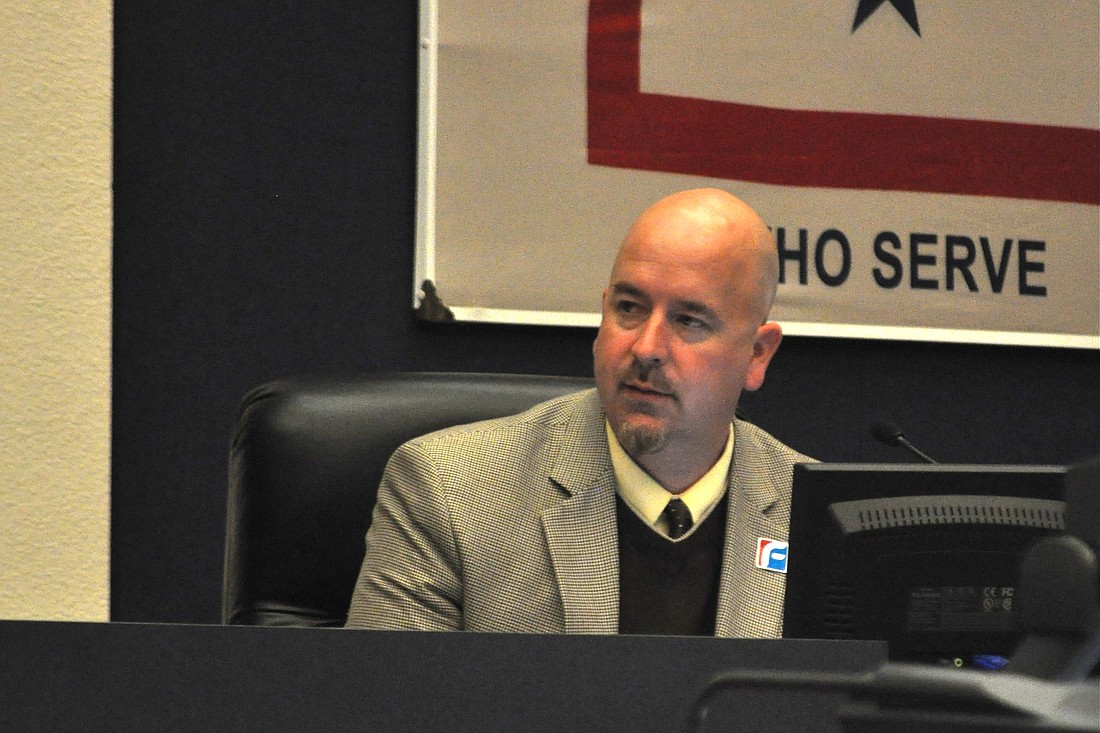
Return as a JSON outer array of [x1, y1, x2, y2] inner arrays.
[[631, 314, 669, 364]]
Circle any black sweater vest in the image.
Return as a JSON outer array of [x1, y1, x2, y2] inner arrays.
[[616, 493, 728, 636]]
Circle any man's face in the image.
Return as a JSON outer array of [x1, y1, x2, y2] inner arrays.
[[593, 206, 778, 468]]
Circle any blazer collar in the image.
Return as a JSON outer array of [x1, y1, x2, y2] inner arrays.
[[547, 389, 611, 497], [728, 418, 783, 515]]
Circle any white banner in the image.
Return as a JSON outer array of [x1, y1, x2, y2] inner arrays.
[[417, 0, 1099, 348]]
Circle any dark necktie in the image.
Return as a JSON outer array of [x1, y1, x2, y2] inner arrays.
[[662, 497, 693, 539]]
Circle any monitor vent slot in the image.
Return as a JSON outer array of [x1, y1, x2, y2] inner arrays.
[[830, 495, 1065, 534], [821, 583, 856, 637]]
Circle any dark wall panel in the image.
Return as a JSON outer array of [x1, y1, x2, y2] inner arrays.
[[113, 1, 1100, 623]]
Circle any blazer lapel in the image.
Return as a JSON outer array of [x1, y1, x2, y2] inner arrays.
[[541, 391, 620, 634], [715, 421, 787, 638]]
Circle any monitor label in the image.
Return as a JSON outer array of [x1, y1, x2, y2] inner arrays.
[[907, 585, 1017, 632], [755, 537, 789, 574]]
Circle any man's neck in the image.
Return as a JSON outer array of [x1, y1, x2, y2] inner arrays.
[[632, 436, 730, 494]]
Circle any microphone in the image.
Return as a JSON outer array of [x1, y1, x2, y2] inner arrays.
[[870, 420, 938, 464]]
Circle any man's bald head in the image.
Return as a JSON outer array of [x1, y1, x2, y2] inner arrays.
[[615, 188, 779, 323]]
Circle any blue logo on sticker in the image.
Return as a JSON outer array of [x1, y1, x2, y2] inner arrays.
[[756, 538, 789, 574]]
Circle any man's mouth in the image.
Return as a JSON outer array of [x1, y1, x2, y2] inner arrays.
[[622, 382, 673, 401]]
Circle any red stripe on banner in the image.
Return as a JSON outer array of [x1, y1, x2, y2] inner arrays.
[[586, 0, 1100, 205]]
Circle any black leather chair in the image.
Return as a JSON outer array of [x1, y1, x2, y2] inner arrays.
[[222, 372, 593, 626]]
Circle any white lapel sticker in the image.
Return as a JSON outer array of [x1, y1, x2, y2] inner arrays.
[[755, 537, 789, 574]]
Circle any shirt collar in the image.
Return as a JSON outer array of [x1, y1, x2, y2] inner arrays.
[[605, 421, 734, 538]]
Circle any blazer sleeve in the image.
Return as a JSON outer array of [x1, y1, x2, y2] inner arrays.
[[345, 440, 464, 630]]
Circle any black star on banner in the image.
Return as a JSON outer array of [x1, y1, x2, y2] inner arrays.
[[852, 0, 921, 36]]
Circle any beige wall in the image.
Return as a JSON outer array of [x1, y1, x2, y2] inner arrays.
[[0, 3, 112, 620]]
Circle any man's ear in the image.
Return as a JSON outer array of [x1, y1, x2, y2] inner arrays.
[[743, 322, 783, 392], [593, 287, 610, 355]]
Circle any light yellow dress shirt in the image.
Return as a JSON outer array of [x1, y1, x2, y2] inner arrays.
[[605, 420, 734, 541]]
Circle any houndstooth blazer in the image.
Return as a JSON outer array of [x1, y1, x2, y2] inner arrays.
[[345, 388, 813, 636]]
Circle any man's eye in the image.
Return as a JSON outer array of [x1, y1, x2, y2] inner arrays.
[[616, 300, 641, 314], [677, 315, 707, 329]]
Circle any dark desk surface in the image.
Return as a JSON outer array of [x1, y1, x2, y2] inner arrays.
[[0, 621, 885, 732]]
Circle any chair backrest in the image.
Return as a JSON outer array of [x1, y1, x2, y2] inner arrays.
[[222, 371, 593, 626]]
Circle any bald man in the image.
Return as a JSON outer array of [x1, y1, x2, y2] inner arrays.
[[347, 189, 813, 636]]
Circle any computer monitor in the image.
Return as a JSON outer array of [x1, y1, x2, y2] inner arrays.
[[781, 463, 1066, 668]]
